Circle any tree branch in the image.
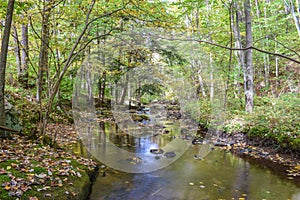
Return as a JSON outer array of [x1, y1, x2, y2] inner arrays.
[[254, 36, 300, 58], [157, 36, 300, 64], [28, 15, 58, 71], [10, 27, 38, 76]]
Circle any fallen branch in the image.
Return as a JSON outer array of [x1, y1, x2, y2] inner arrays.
[[0, 125, 20, 133]]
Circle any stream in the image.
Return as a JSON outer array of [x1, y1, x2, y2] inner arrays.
[[72, 121, 300, 200]]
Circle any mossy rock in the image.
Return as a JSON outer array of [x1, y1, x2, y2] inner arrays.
[[0, 158, 97, 200], [96, 109, 113, 118], [5, 92, 40, 137], [166, 105, 180, 111], [131, 114, 149, 122]]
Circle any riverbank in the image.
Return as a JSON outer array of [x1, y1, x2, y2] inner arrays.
[[0, 132, 98, 200], [50, 121, 300, 187], [94, 99, 300, 185], [211, 132, 300, 185]]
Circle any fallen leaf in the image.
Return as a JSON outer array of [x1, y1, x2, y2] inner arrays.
[[5, 184, 11, 190], [0, 168, 7, 174], [44, 193, 52, 197], [10, 163, 18, 168]]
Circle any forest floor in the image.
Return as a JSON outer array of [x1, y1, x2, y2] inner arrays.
[[0, 126, 98, 200]]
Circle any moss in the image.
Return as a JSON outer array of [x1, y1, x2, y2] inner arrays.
[[166, 105, 180, 110], [32, 166, 47, 174], [131, 113, 149, 122], [0, 167, 94, 200], [0, 157, 97, 200]]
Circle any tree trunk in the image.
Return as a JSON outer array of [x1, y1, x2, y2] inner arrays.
[[97, 28, 106, 108], [232, 2, 245, 98], [209, 53, 214, 101], [205, 0, 214, 101], [12, 25, 21, 78], [224, 2, 234, 108], [40, 0, 98, 139], [37, 0, 51, 103], [119, 73, 129, 105], [254, 0, 270, 90], [284, 0, 300, 38], [20, 20, 29, 88], [198, 73, 206, 97], [0, 0, 15, 133], [244, 0, 254, 113], [99, 71, 106, 108], [275, 36, 279, 98]]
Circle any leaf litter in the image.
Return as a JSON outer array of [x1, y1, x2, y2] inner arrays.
[[0, 130, 97, 198]]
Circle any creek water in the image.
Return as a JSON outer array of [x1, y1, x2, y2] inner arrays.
[[72, 121, 300, 200]]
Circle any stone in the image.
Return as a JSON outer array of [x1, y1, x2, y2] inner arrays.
[[164, 151, 176, 158], [150, 148, 164, 154]]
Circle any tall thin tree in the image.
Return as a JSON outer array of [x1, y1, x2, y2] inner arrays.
[[20, 19, 29, 88], [0, 0, 15, 134], [37, 0, 52, 103], [244, 0, 254, 113]]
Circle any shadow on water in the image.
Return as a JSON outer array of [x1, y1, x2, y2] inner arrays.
[[72, 122, 300, 200]]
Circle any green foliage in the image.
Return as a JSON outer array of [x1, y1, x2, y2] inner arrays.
[[223, 117, 245, 134], [3, 0, 300, 156], [241, 94, 299, 151], [182, 99, 211, 128], [15, 100, 40, 137], [59, 76, 74, 101]]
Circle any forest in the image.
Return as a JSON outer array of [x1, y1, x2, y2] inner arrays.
[[0, 0, 299, 199]]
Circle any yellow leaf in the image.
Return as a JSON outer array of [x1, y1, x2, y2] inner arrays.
[[5, 184, 11, 190], [11, 163, 18, 168]]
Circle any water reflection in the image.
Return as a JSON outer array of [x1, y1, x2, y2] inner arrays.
[[88, 147, 300, 200], [75, 122, 300, 200]]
